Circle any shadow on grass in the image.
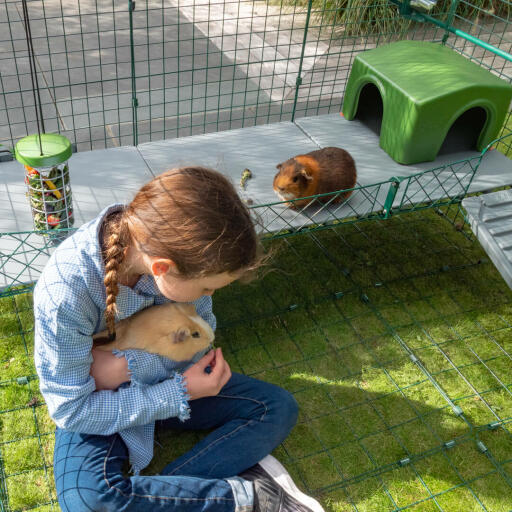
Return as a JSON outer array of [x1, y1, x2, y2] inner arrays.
[[147, 372, 512, 512]]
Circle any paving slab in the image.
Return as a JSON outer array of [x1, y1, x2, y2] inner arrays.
[[139, 113, 512, 234], [2, 111, 512, 288]]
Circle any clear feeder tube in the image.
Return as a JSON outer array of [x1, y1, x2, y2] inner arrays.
[[24, 162, 74, 232]]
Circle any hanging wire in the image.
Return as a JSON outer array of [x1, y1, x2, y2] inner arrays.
[[21, 0, 45, 156]]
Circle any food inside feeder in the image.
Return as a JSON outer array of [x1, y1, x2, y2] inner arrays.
[[25, 163, 74, 231], [14, 96, 74, 237]]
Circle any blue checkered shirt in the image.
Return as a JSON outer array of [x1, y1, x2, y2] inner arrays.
[[34, 204, 216, 474]]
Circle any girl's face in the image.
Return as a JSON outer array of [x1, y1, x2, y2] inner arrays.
[[154, 267, 239, 302], [122, 246, 242, 302]]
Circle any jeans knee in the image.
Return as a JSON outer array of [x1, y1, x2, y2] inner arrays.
[[57, 484, 110, 512], [281, 389, 299, 430], [58, 474, 133, 512], [267, 387, 298, 436]]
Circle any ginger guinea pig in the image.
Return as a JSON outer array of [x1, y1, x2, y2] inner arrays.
[[93, 302, 214, 362], [273, 147, 357, 209]]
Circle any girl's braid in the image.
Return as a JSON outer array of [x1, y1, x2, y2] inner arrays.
[[102, 212, 129, 340]]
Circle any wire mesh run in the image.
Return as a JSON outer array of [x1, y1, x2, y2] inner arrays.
[[1, 0, 496, 152], [1, 1, 512, 510], [1, 207, 511, 511]]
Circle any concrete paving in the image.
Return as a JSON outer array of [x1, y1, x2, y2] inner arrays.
[[1, 0, 336, 151], [1, 1, 510, 153]]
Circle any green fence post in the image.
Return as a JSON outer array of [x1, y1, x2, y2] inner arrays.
[[441, 0, 460, 44], [129, 0, 138, 146], [291, 0, 313, 122], [381, 177, 402, 219]]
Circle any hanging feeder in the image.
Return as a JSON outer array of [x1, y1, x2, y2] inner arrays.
[[15, 133, 74, 232], [12, 0, 75, 238]]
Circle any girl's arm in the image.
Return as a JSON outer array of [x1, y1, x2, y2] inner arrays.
[[90, 348, 130, 390], [34, 289, 191, 435]]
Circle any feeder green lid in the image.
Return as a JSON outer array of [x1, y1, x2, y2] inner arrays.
[[15, 133, 72, 168]]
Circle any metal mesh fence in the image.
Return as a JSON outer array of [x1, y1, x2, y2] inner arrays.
[[4, 0, 510, 151], [1, 0, 512, 511], [1, 207, 512, 511]]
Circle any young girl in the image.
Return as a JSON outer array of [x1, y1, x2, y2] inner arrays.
[[34, 167, 324, 512]]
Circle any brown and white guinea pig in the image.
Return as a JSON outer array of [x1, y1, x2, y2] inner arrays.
[[93, 302, 214, 362], [273, 147, 357, 209]]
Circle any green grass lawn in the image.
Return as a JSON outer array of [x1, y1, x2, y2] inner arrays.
[[1, 207, 512, 511]]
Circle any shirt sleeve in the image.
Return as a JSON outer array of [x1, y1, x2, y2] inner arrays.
[[34, 284, 190, 435], [194, 295, 217, 331], [112, 349, 184, 385]]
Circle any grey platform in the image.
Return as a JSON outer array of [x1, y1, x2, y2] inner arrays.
[[463, 190, 512, 289], [2, 113, 512, 288]]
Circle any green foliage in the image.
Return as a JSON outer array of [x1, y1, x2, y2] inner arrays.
[[271, 0, 411, 36]]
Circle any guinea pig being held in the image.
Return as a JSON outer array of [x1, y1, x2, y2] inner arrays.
[[93, 302, 214, 362], [273, 147, 357, 209]]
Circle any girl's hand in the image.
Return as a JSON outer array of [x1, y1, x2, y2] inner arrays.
[[183, 348, 231, 400], [90, 348, 130, 391]]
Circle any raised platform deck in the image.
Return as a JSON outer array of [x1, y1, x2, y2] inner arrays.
[[1, 113, 512, 290]]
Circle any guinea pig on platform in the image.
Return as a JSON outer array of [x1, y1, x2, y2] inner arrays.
[[93, 302, 214, 361], [273, 147, 357, 209]]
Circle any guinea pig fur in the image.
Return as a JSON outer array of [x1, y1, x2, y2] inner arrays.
[[273, 147, 357, 209], [93, 302, 214, 362]]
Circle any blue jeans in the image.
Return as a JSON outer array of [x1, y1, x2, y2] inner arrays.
[[54, 372, 299, 511]]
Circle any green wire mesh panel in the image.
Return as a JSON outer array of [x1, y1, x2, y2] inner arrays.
[[212, 209, 512, 511], [0, 0, 135, 151], [0, 230, 75, 299], [1, 0, 510, 151], [1, 208, 511, 511], [251, 152, 483, 239], [0, 0, 453, 151]]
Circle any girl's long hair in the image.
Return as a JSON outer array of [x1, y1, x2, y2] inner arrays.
[[102, 166, 262, 339]]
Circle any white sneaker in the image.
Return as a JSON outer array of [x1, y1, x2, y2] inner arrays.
[[240, 455, 325, 512]]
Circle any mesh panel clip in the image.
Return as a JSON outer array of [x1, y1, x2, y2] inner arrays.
[[477, 441, 488, 453], [452, 405, 463, 416]]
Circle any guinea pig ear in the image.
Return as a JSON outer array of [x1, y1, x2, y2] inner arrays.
[[276, 163, 282, 170], [173, 327, 190, 343], [300, 168, 313, 181]]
